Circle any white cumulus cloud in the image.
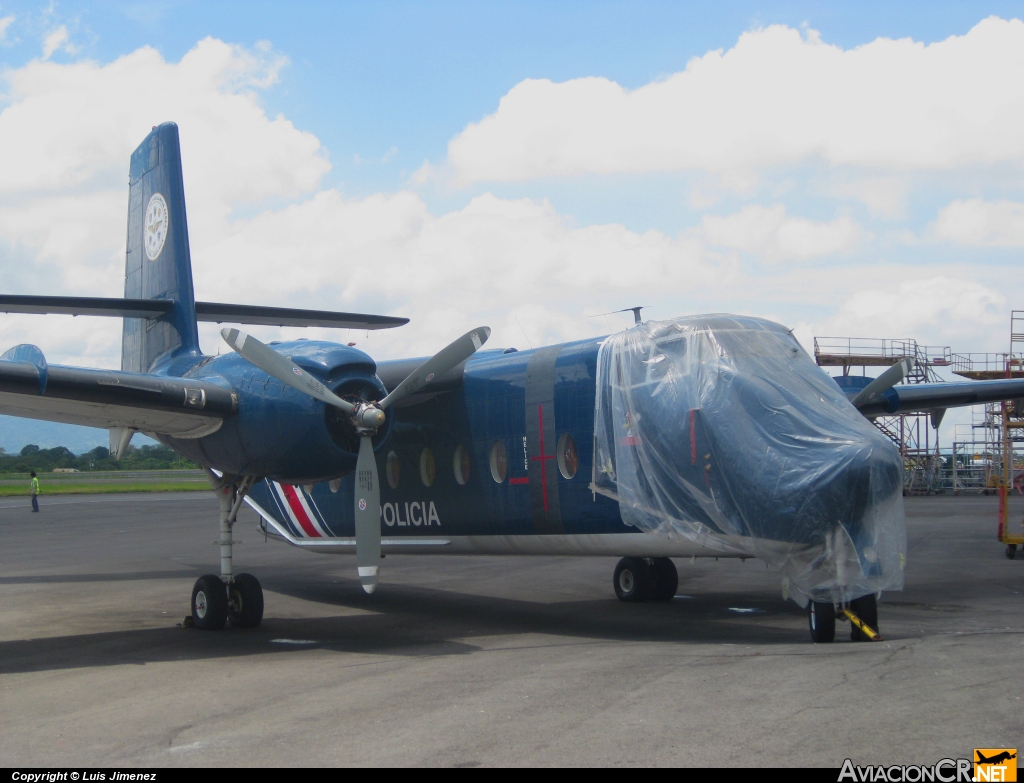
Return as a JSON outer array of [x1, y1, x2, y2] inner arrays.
[[41, 26, 73, 60], [444, 17, 1024, 185], [932, 198, 1024, 247], [0, 36, 742, 366], [701, 204, 868, 262], [0, 34, 1014, 380], [799, 276, 1007, 352], [0, 37, 328, 288], [192, 190, 733, 358]]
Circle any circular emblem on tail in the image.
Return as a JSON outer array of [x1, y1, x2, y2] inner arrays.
[[292, 367, 302, 376], [144, 193, 169, 261], [358, 499, 367, 510], [425, 373, 435, 382]]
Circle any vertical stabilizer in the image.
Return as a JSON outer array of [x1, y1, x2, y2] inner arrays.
[[121, 122, 200, 373]]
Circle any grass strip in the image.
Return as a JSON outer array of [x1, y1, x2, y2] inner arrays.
[[0, 482, 209, 496]]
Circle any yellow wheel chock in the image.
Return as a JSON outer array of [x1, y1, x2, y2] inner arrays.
[[841, 608, 883, 641]]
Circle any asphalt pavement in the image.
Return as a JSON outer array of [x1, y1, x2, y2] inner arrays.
[[0, 492, 1021, 766]]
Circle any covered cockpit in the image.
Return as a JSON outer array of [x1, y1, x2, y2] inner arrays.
[[593, 315, 906, 606]]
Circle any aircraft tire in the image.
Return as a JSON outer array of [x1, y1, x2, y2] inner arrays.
[[191, 574, 228, 631], [808, 601, 835, 643], [228, 573, 264, 628], [849, 594, 879, 642], [649, 558, 678, 601], [614, 557, 653, 602]]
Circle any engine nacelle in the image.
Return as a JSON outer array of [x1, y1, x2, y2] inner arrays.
[[164, 340, 392, 483]]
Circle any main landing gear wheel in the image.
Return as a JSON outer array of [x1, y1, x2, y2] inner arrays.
[[808, 601, 836, 643], [1007, 544, 1018, 560], [614, 557, 654, 602], [192, 574, 228, 631], [849, 594, 879, 642], [649, 558, 678, 601], [228, 573, 264, 628]]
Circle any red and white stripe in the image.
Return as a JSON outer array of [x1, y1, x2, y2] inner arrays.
[[273, 482, 329, 538]]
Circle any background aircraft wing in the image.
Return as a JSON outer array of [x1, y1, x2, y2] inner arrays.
[[0, 347, 236, 438], [855, 378, 1024, 417]]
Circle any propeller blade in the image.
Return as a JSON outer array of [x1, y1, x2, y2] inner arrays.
[[851, 357, 915, 408], [354, 434, 381, 594], [221, 327, 355, 414], [379, 326, 490, 410]]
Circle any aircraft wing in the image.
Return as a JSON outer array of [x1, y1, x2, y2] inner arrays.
[[855, 378, 1024, 417], [0, 348, 236, 438]]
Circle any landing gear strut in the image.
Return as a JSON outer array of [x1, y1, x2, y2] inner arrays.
[[189, 472, 263, 631], [613, 557, 678, 602]]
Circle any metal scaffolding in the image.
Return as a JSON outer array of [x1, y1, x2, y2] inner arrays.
[[815, 313, 1024, 552], [814, 336, 950, 494], [949, 311, 1024, 555]]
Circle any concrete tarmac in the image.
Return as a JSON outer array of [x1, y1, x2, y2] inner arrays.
[[0, 493, 1021, 767]]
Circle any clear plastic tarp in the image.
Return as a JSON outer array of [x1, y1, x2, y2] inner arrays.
[[593, 315, 906, 606]]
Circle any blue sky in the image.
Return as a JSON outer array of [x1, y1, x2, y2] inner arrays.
[[1, 1, 1024, 450]]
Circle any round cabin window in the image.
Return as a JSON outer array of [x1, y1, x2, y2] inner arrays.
[[453, 444, 471, 485], [489, 441, 508, 483], [420, 447, 436, 487], [557, 433, 579, 479], [385, 450, 400, 489]]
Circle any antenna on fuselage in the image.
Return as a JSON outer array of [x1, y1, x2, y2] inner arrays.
[[591, 306, 646, 326]]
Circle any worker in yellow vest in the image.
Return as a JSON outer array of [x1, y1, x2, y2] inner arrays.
[[30, 470, 39, 512]]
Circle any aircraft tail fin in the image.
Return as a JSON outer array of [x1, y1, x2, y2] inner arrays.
[[121, 122, 200, 373]]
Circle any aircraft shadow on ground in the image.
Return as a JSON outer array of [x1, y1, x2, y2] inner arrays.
[[0, 573, 840, 675], [0, 570, 199, 585]]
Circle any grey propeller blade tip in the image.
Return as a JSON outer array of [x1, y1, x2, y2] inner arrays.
[[851, 357, 915, 408], [379, 326, 491, 410]]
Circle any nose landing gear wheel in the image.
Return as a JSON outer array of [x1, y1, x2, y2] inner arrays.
[[808, 601, 836, 643], [192, 574, 228, 630], [228, 573, 264, 628], [614, 557, 654, 602], [849, 594, 879, 642]]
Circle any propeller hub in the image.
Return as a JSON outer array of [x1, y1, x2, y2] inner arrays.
[[354, 403, 385, 433]]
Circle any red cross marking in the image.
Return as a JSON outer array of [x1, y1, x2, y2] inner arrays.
[[530, 403, 555, 512]]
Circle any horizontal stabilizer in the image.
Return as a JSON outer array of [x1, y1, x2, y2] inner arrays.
[[0, 295, 173, 319], [0, 295, 407, 330], [196, 302, 407, 329]]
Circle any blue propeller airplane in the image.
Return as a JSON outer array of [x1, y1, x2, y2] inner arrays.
[[3, 123, 1024, 643]]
